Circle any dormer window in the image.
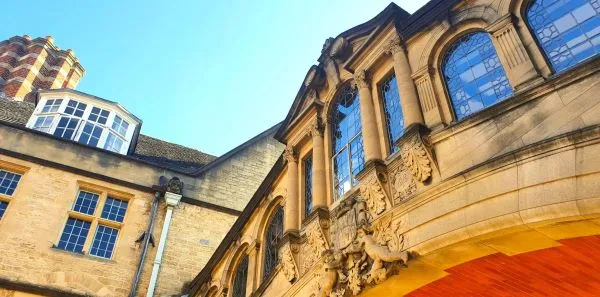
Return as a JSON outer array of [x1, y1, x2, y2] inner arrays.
[[26, 90, 141, 155]]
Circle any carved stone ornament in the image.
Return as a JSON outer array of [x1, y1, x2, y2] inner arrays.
[[400, 133, 432, 183], [317, 198, 410, 297], [280, 243, 298, 283], [359, 174, 388, 216], [383, 35, 403, 55], [304, 66, 325, 88], [353, 69, 370, 89], [307, 117, 324, 138], [301, 224, 328, 273], [391, 166, 416, 204], [166, 177, 184, 195], [329, 37, 349, 59], [283, 146, 297, 163]]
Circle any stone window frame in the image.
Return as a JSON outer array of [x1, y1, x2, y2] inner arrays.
[[55, 181, 133, 260], [301, 150, 313, 219], [0, 160, 28, 222], [374, 66, 405, 158]]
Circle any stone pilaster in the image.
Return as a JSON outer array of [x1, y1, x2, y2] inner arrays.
[[384, 36, 425, 128], [412, 67, 443, 128], [283, 146, 300, 233], [488, 14, 542, 89], [353, 69, 383, 162], [309, 119, 327, 210]]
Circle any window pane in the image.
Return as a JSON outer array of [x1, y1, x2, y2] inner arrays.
[[53, 116, 80, 140], [64, 100, 87, 117], [41, 99, 63, 113], [527, 0, 600, 73], [380, 74, 404, 154], [33, 115, 55, 133], [304, 155, 313, 217], [263, 207, 283, 280], [90, 225, 119, 259], [101, 197, 128, 222], [111, 115, 129, 136], [104, 132, 124, 153], [89, 107, 109, 125], [232, 256, 249, 297], [442, 32, 513, 120], [0, 201, 8, 219], [73, 191, 100, 215], [57, 217, 91, 253], [331, 84, 365, 199], [78, 122, 103, 147], [0, 170, 22, 196]]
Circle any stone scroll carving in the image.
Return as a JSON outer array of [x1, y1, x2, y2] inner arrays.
[[359, 174, 388, 216], [401, 134, 432, 183], [314, 198, 410, 297], [301, 224, 328, 274], [280, 243, 298, 283], [390, 166, 416, 204]]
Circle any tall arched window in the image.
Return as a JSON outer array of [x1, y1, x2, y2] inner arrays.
[[262, 207, 283, 281], [331, 84, 365, 200], [380, 74, 404, 154], [527, 0, 600, 73], [442, 32, 513, 120], [232, 255, 249, 297]]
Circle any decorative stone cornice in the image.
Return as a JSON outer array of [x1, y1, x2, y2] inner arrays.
[[353, 69, 370, 89], [283, 146, 298, 163]]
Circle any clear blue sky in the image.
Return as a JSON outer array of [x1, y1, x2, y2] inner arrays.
[[3, 0, 428, 156]]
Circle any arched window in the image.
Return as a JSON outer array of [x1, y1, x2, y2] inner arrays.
[[232, 255, 249, 297], [526, 0, 600, 73], [263, 207, 283, 281], [380, 74, 404, 154], [442, 32, 513, 120], [331, 84, 365, 200]]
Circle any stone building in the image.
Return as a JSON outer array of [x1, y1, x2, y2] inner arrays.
[[3, 0, 600, 296], [184, 0, 600, 297], [0, 37, 284, 296]]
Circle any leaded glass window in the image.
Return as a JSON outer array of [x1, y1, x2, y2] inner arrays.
[[380, 74, 404, 154], [90, 225, 119, 259], [263, 207, 283, 281], [442, 32, 513, 120], [527, 0, 600, 73], [331, 84, 365, 200], [57, 217, 91, 253], [0, 169, 22, 196], [304, 155, 313, 218], [0, 201, 8, 219], [232, 256, 249, 297]]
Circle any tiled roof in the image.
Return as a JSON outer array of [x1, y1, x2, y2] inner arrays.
[[0, 97, 216, 173]]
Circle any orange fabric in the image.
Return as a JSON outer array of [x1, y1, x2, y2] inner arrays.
[[407, 235, 600, 296]]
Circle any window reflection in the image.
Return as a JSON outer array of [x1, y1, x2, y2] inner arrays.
[[442, 32, 513, 120], [527, 0, 600, 73]]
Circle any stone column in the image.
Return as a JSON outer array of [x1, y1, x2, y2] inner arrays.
[[283, 146, 299, 233], [309, 119, 327, 209], [488, 14, 542, 89], [354, 70, 383, 162], [384, 36, 425, 128]]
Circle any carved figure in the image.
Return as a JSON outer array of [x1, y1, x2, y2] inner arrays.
[[356, 228, 408, 284], [166, 177, 184, 194]]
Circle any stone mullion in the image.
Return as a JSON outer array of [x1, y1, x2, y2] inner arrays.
[[488, 14, 542, 89]]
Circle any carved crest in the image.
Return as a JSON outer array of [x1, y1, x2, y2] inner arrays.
[[331, 202, 358, 250], [391, 166, 416, 204]]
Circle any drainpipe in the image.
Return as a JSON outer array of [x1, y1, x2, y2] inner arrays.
[[129, 191, 160, 297], [146, 190, 182, 297]]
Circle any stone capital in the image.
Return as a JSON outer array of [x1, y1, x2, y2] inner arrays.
[[353, 69, 370, 89], [283, 146, 298, 164], [383, 35, 404, 55], [307, 118, 324, 138]]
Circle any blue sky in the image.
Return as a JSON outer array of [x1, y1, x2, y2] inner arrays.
[[3, 0, 428, 156]]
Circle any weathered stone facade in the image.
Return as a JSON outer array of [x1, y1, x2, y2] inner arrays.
[[186, 1, 600, 297]]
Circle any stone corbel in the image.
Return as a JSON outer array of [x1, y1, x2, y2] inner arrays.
[[487, 14, 543, 89], [279, 241, 299, 283], [396, 124, 437, 185], [299, 219, 330, 275]]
